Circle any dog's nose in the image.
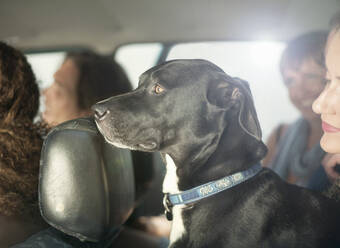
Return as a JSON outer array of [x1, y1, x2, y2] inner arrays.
[[92, 104, 109, 121]]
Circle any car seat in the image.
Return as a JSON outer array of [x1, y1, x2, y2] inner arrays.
[[12, 117, 135, 247]]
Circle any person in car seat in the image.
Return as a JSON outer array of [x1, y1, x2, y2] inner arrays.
[[42, 51, 169, 247], [42, 51, 131, 126], [312, 11, 340, 187], [42, 50, 155, 201], [0, 41, 48, 247], [262, 31, 332, 190]]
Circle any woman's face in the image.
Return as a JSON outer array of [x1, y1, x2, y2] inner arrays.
[[282, 58, 326, 121], [42, 59, 83, 126], [313, 31, 340, 153]]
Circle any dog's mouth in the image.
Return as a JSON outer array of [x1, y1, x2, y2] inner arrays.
[[138, 142, 157, 150], [97, 126, 159, 151], [105, 136, 158, 151], [94, 118, 160, 151]]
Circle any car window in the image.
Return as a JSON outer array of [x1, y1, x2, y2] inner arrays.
[[26, 52, 65, 117], [166, 42, 299, 141], [28, 43, 299, 141], [115, 43, 163, 89], [26, 52, 65, 89]]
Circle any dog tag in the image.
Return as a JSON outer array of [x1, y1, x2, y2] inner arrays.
[[165, 210, 173, 221]]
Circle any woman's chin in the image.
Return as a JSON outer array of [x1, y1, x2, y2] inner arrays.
[[42, 113, 58, 126], [42, 112, 49, 123], [320, 133, 340, 154]]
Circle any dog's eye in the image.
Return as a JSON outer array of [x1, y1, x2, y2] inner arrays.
[[153, 84, 165, 94]]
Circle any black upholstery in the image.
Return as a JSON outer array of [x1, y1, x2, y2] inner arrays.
[[39, 117, 135, 242]]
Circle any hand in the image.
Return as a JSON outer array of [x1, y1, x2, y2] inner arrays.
[[137, 215, 171, 238], [322, 153, 340, 182]]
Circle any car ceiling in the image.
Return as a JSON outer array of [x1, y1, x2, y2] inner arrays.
[[1, 0, 340, 52]]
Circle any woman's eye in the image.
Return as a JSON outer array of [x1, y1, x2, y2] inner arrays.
[[153, 84, 165, 94]]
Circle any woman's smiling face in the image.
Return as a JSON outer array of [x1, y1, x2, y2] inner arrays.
[[313, 30, 340, 153], [282, 58, 326, 121]]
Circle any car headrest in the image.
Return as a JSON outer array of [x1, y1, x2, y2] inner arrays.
[[39, 117, 135, 242]]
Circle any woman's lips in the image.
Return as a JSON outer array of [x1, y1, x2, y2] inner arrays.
[[322, 121, 340, 133]]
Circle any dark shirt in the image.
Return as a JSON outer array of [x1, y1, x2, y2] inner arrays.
[[307, 165, 331, 192], [11, 227, 120, 248]]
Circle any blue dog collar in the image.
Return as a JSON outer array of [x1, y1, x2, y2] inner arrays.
[[166, 163, 262, 207]]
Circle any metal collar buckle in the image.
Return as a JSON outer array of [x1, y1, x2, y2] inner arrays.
[[163, 193, 173, 221]]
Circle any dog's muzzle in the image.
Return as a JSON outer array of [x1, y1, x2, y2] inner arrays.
[[93, 104, 110, 121]]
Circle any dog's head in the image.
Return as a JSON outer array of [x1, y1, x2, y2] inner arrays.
[[93, 59, 266, 166]]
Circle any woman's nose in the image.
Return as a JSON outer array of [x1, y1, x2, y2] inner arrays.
[[312, 86, 333, 115], [312, 94, 323, 114]]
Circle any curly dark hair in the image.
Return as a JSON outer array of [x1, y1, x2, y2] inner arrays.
[[65, 51, 132, 110], [0, 41, 47, 221], [0, 43, 39, 122]]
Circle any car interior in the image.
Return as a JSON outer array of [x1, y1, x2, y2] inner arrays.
[[1, 0, 340, 247]]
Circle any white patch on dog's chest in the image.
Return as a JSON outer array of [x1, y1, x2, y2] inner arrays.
[[163, 154, 180, 193], [163, 154, 186, 244]]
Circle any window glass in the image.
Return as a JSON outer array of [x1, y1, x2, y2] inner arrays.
[[115, 43, 163, 89], [27, 52, 65, 89], [167, 42, 298, 141], [26, 52, 65, 117]]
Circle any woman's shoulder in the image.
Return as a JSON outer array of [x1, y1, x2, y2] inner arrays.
[[262, 123, 290, 166]]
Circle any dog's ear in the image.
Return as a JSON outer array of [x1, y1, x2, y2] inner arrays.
[[206, 74, 238, 111], [232, 77, 262, 141], [208, 76, 262, 140], [207, 75, 266, 162], [231, 77, 267, 162]]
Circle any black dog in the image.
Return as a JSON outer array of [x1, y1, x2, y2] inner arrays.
[[93, 59, 340, 248]]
